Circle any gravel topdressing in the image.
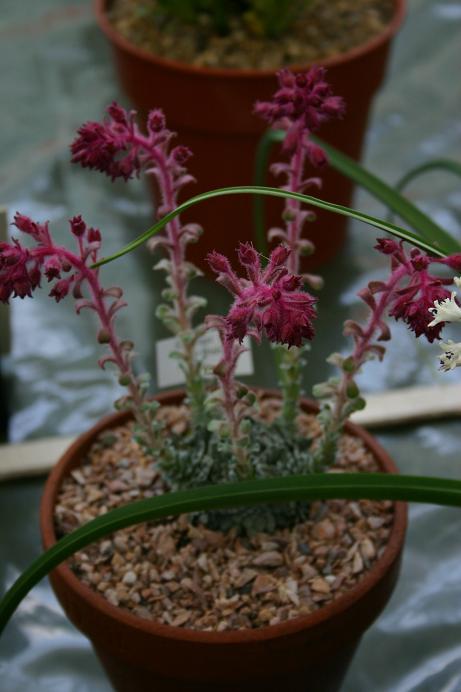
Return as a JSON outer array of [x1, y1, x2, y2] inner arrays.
[[55, 403, 395, 632]]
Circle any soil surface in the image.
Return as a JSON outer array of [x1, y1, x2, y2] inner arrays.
[[109, 0, 395, 70], [55, 402, 394, 632]]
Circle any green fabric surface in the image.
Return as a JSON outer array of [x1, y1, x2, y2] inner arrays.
[[0, 0, 461, 689]]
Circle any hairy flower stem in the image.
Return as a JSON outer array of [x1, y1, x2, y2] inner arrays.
[[275, 344, 306, 435], [77, 263, 158, 450], [38, 243, 159, 452], [277, 140, 309, 426], [213, 332, 252, 479], [333, 267, 406, 426], [315, 265, 407, 470], [285, 142, 307, 275], [147, 149, 206, 424]]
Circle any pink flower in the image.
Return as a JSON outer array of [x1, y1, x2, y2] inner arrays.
[[70, 215, 86, 237], [71, 103, 196, 212], [49, 278, 72, 303], [44, 256, 62, 281], [254, 67, 345, 156], [70, 103, 141, 181], [0, 238, 42, 302], [208, 242, 317, 348], [1, 213, 102, 306]]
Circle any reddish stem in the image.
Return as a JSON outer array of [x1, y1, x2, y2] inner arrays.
[[286, 141, 307, 275], [38, 244, 158, 449], [332, 265, 408, 425]]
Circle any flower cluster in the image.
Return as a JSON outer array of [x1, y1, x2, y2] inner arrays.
[[208, 242, 317, 348], [254, 67, 345, 155], [72, 101, 207, 424], [375, 238, 461, 342], [71, 102, 194, 195], [0, 212, 160, 451], [0, 214, 99, 305]]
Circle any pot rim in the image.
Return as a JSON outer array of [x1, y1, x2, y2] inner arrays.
[[94, 0, 406, 80], [41, 388, 407, 645]]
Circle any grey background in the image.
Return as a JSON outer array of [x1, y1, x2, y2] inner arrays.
[[1, 0, 461, 689]]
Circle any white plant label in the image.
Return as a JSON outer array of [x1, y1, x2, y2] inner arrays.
[[155, 332, 254, 389]]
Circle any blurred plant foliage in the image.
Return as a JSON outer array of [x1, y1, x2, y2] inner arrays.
[[152, 0, 308, 39]]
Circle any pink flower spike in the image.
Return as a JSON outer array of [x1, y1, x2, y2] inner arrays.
[[254, 66, 345, 153]]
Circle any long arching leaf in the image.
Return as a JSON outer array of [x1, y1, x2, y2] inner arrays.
[[395, 159, 461, 194], [2, 472, 461, 637], [93, 186, 447, 269]]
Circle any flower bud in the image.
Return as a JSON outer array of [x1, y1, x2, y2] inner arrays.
[[44, 256, 62, 281], [207, 251, 231, 275], [171, 146, 192, 165], [49, 279, 70, 303], [70, 215, 86, 237], [147, 109, 166, 133], [97, 328, 111, 344], [88, 227, 101, 243], [107, 102, 129, 125], [269, 245, 290, 267], [237, 242, 259, 268]]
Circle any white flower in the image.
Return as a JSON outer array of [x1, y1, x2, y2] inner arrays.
[[438, 340, 461, 372], [428, 292, 461, 327], [454, 276, 461, 289]]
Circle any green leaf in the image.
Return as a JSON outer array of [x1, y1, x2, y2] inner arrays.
[[93, 186, 447, 270], [394, 159, 461, 195], [253, 129, 461, 255], [2, 472, 461, 637]]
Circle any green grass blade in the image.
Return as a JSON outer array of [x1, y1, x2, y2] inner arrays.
[[2, 472, 461, 637], [394, 159, 461, 194], [93, 185, 446, 269]]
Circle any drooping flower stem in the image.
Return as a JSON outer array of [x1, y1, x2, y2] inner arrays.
[[2, 214, 160, 455]]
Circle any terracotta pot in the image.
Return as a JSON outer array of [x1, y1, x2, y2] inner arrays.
[[95, 1, 405, 273], [41, 389, 407, 691]]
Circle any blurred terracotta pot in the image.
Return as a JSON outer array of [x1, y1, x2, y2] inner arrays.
[[41, 389, 406, 691], [95, 1, 405, 273]]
